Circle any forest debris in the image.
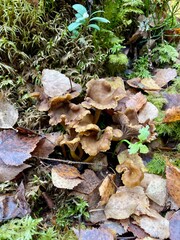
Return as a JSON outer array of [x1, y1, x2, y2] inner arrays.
[[73, 227, 115, 240], [41, 69, 82, 98], [51, 164, 83, 189], [99, 174, 116, 206], [145, 177, 167, 206], [0, 100, 18, 128], [163, 106, 180, 122], [153, 68, 177, 87], [104, 186, 150, 220], [169, 210, 180, 240], [133, 209, 169, 239], [166, 164, 180, 207], [0, 129, 41, 166], [125, 92, 147, 112], [127, 77, 161, 91], [0, 160, 30, 182], [0, 182, 30, 222], [116, 160, 144, 188], [101, 220, 126, 236], [138, 102, 158, 123]]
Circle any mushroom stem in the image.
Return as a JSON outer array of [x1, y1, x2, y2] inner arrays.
[[93, 109, 101, 124], [61, 145, 67, 158], [70, 150, 80, 161], [84, 155, 95, 162], [78, 145, 84, 159]]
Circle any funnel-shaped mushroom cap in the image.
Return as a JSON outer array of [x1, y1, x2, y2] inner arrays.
[[81, 126, 113, 156], [82, 79, 126, 110], [57, 130, 80, 152]]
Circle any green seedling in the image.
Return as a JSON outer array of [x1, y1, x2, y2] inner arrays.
[[68, 4, 110, 37], [122, 126, 150, 154]]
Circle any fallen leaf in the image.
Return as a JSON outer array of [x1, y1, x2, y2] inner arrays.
[[99, 174, 116, 205], [145, 176, 167, 206], [0, 182, 30, 222], [32, 132, 61, 158], [138, 102, 158, 123], [51, 164, 83, 189], [163, 106, 180, 122], [166, 164, 180, 207], [133, 209, 169, 239], [101, 220, 126, 236], [42, 69, 82, 98], [0, 101, 18, 128], [126, 92, 147, 112], [153, 68, 177, 87], [104, 186, 149, 220], [128, 222, 149, 239], [74, 169, 101, 195], [127, 78, 161, 91], [0, 159, 30, 182], [169, 210, 180, 240], [163, 93, 180, 109], [0, 129, 41, 166], [73, 227, 115, 240]]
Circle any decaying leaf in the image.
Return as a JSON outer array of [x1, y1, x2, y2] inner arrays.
[[125, 92, 147, 112], [73, 227, 115, 240], [116, 160, 144, 187], [104, 186, 150, 220], [153, 68, 177, 87], [163, 106, 180, 122], [101, 220, 126, 236], [0, 129, 41, 166], [138, 102, 158, 123], [51, 164, 83, 189], [41, 69, 82, 98], [0, 182, 30, 222], [99, 174, 116, 205], [127, 78, 161, 91], [128, 222, 149, 239], [0, 159, 30, 182], [133, 209, 169, 239], [0, 100, 18, 128], [169, 210, 180, 240], [166, 164, 180, 207]]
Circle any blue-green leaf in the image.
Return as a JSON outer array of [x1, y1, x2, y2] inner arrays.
[[76, 17, 87, 23], [73, 4, 87, 15], [90, 10, 104, 16], [139, 144, 149, 154], [68, 22, 82, 32], [90, 17, 110, 23], [88, 24, 100, 30], [138, 126, 150, 142], [75, 13, 82, 19], [128, 143, 140, 154]]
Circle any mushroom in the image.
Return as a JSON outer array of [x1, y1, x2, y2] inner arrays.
[[82, 79, 126, 123], [80, 126, 114, 157], [116, 159, 144, 188]]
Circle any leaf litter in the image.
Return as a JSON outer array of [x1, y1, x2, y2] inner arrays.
[[0, 68, 180, 240]]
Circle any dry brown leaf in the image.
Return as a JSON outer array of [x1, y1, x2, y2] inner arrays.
[[0, 129, 41, 166], [133, 209, 169, 239], [125, 92, 147, 112], [128, 222, 149, 239], [73, 227, 115, 240], [41, 69, 82, 98], [74, 169, 101, 195], [153, 68, 177, 87], [101, 220, 126, 236], [51, 164, 83, 189], [0, 101, 18, 128], [0, 182, 30, 221], [116, 160, 144, 188], [169, 210, 180, 240], [0, 159, 30, 182], [145, 176, 167, 206], [104, 186, 150, 220], [164, 93, 180, 109], [127, 78, 161, 91], [163, 106, 180, 122], [99, 174, 116, 205], [138, 102, 158, 123], [166, 164, 180, 207]]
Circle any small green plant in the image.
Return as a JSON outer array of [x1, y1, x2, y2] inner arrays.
[[147, 153, 166, 176], [68, 4, 110, 38], [0, 216, 58, 240], [152, 42, 179, 66], [122, 126, 150, 154], [56, 197, 89, 229], [130, 55, 152, 79]]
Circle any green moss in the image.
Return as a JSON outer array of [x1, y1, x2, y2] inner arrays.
[[166, 77, 180, 94], [108, 53, 128, 75], [147, 153, 166, 176]]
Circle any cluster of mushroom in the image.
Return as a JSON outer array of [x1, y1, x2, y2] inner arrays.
[[34, 69, 158, 186]]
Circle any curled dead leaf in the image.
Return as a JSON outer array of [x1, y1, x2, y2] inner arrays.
[[99, 174, 116, 205]]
